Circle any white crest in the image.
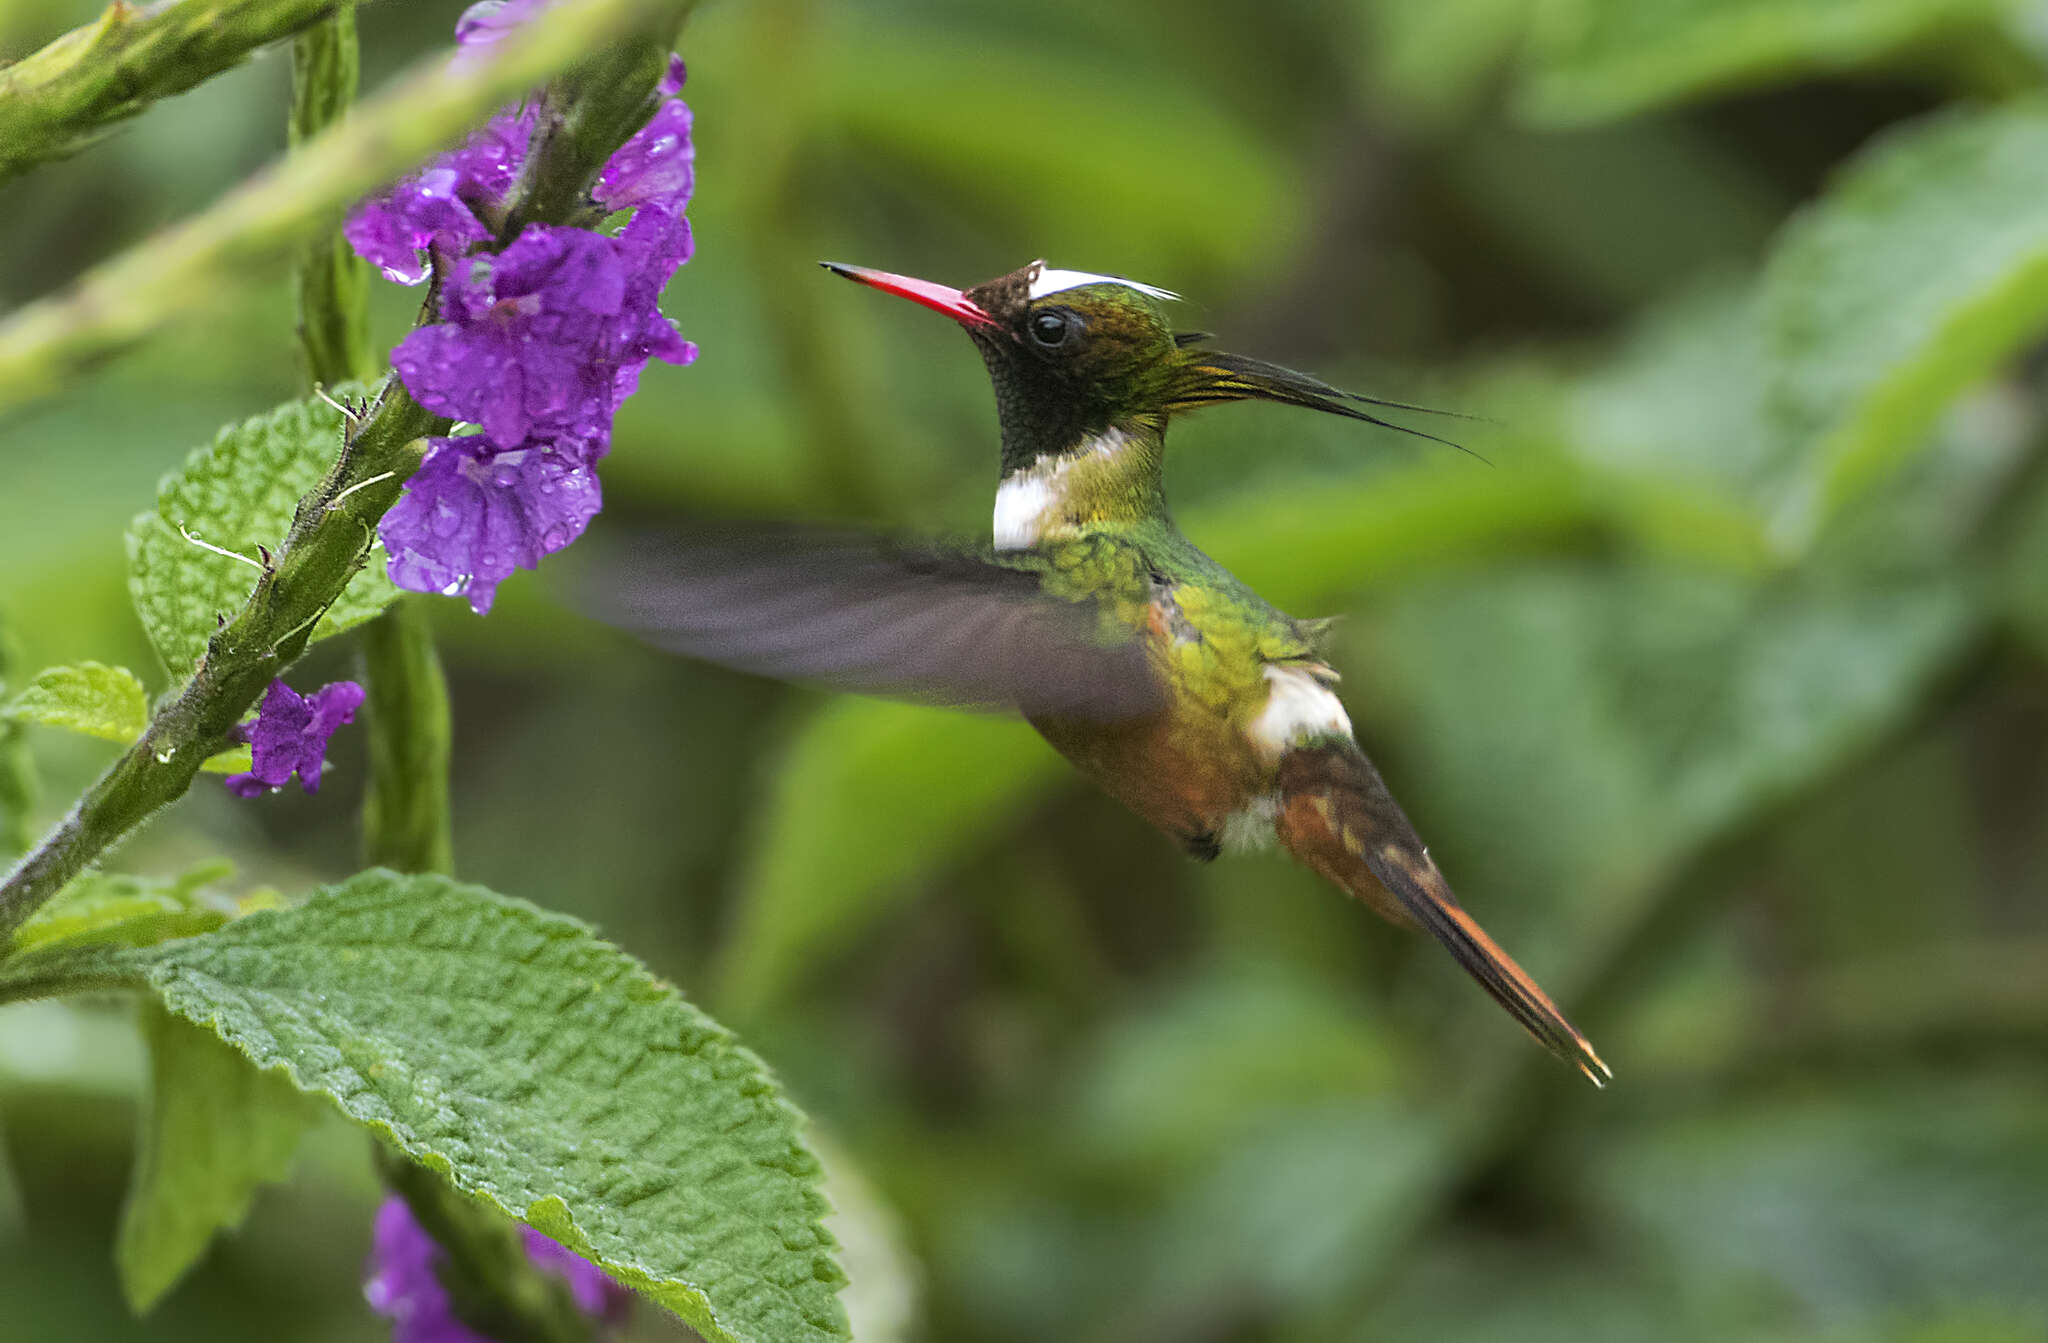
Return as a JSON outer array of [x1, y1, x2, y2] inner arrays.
[[1028, 266, 1178, 302]]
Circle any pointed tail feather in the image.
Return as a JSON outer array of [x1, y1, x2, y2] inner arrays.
[[1274, 744, 1611, 1087]]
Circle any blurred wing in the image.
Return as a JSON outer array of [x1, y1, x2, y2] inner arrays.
[[574, 524, 1162, 721]]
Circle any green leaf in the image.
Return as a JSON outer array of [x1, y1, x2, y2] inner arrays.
[[2, 662, 148, 742], [125, 383, 398, 678], [1069, 964, 1403, 1176], [1517, 0, 2014, 127], [1762, 101, 2048, 540], [1138, 1101, 1447, 1315], [1572, 278, 1783, 506], [0, 715, 33, 856], [117, 1001, 323, 1312], [7, 864, 234, 961], [1362, 566, 1975, 954], [1590, 1081, 2048, 1324], [97, 871, 846, 1343], [0, 662, 253, 774], [720, 702, 1064, 1014], [0, 615, 35, 855]]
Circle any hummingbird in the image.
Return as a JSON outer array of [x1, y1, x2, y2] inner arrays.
[[591, 259, 1610, 1086]]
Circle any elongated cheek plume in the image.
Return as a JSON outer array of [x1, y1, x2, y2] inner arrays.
[[1167, 349, 1482, 460]]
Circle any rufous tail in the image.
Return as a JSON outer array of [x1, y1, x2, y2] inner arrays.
[[1274, 742, 1611, 1087]]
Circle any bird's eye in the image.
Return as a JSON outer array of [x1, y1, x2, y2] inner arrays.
[[1029, 309, 1070, 346]]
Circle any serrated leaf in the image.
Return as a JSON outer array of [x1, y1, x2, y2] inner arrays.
[[2, 662, 149, 742], [102, 871, 846, 1343], [1762, 101, 2048, 539], [1517, 0, 2011, 127], [117, 1001, 323, 1312], [0, 662, 253, 775], [7, 864, 233, 961], [126, 383, 398, 678]]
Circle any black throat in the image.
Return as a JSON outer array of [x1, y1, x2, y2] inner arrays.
[[970, 333, 1112, 477]]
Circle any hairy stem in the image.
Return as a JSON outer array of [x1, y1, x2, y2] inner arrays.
[[0, 386, 440, 943], [0, 0, 692, 414], [0, 0, 391, 185], [290, 1, 375, 388], [360, 600, 455, 876], [0, 1, 695, 944]]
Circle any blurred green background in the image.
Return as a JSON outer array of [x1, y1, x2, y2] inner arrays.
[[6, 0, 2048, 1339]]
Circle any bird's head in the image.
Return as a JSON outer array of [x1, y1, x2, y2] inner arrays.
[[824, 258, 1457, 474]]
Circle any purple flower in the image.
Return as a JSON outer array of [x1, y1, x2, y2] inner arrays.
[[343, 0, 546, 284], [393, 225, 637, 446], [348, 0, 695, 614], [612, 206, 697, 379], [224, 679, 365, 798], [379, 433, 603, 615], [597, 85, 694, 214], [344, 113, 533, 285], [364, 1197, 630, 1343], [451, 0, 557, 66]]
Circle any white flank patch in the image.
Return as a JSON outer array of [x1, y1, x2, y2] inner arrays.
[[990, 429, 1140, 551], [1249, 663, 1353, 760], [1029, 267, 1179, 302], [1220, 794, 1281, 853]]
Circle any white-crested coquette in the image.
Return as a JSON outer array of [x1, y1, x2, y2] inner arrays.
[[587, 259, 1610, 1086]]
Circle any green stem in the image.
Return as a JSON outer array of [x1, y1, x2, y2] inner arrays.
[[0, 0, 391, 185], [360, 600, 455, 876], [290, 1, 375, 388], [0, 1, 695, 945], [377, 1147, 604, 1343], [0, 386, 440, 945], [0, 945, 150, 1006], [0, 0, 694, 415]]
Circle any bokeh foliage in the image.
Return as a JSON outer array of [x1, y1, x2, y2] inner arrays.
[[4, 0, 2048, 1340]]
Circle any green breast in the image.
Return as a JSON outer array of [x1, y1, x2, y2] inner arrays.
[[1023, 520, 1322, 721]]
